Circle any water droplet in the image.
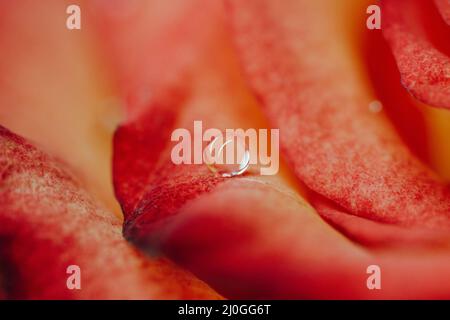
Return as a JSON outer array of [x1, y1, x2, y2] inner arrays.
[[203, 136, 250, 178], [369, 100, 383, 113]]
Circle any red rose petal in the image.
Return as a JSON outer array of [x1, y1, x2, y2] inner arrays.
[[226, 0, 450, 229], [363, 25, 430, 165], [111, 1, 274, 226], [153, 179, 450, 299], [314, 197, 450, 248], [91, 0, 226, 216], [106, 1, 450, 299], [122, 123, 450, 297], [113, 89, 185, 215], [87, 0, 219, 117], [0, 126, 220, 299], [435, 0, 450, 25], [381, 0, 450, 109], [0, 0, 125, 217]]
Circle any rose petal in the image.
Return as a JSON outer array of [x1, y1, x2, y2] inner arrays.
[[110, 1, 450, 299], [313, 197, 450, 248], [363, 11, 450, 183], [435, 0, 450, 25], [363, 25, 430, 164], [226, 0, 450, 228], [0, 0, 123, 216], [87, 0, 219, 117], [0, 126, 220, 299], [109, 0, 284, 222], [381, 0, 450, 109], [154, 179, 450, 299], [423, 107, 450, 182]]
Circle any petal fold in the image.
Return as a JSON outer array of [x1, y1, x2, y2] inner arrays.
[[0, 126, 219, 299], [381, 0, 450, 108], [226, 0, 450, 228]]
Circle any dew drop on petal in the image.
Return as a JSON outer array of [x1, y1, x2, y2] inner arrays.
[[369, 100, 383, 113], [203, 136, 250, 178]]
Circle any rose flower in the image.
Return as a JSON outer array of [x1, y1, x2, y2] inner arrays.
[[0, 0, 449, 299]]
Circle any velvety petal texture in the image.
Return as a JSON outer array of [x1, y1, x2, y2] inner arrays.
[[1, 0, 450, 300], [109, 0, 450, 299], [381, 0, 450, 108], [226, 0, 450, 228], [0, 126, 220, 299]]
